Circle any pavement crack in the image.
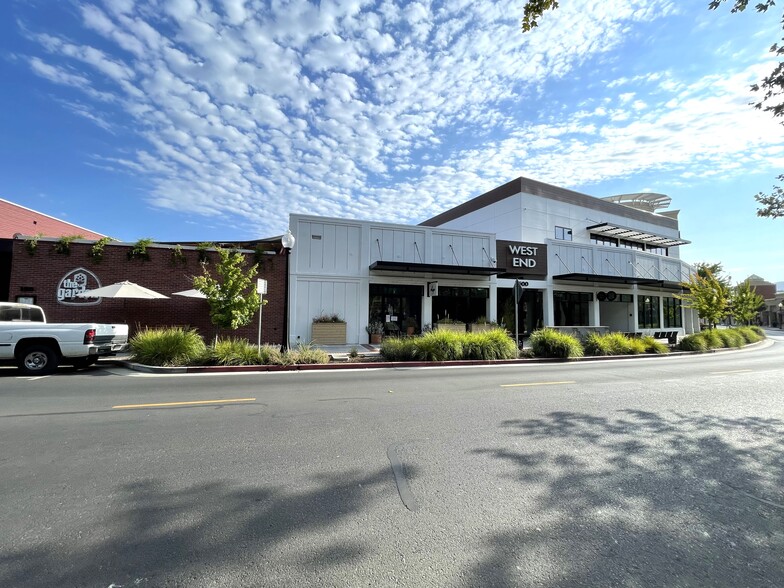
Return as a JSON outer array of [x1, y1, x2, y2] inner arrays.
[[387, 443, 419, 512]]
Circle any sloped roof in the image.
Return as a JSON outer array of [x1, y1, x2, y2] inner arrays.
[[0, 198, 106, 240]]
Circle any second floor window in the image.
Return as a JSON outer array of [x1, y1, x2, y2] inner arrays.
[[555, 226, 573, 241]]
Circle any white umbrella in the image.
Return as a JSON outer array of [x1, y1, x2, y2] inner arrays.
[[77, 280, 169, 299], [172, 289, 207, 299]]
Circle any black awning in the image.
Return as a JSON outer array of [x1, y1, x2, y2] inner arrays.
[[369, 261, 505, 276], [553, 273, 685, 291], [587, 222, 690, 247]]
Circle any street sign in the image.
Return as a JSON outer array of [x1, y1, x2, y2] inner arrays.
[[513, 279, 525, 303], [256, 279, 268, 295]]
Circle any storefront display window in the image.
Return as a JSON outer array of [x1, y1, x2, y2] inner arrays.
[[638, 296, 660, 329], [554, 291, 592, 326]]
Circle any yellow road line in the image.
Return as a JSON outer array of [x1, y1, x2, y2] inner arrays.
[[112, 398, 256, 409], [500, 381, 576, 388], [710, 369, 752, 375]]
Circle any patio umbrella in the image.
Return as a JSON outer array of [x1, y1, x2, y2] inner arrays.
[[171, 289, 207, 299], [77, 280, 169, 299]]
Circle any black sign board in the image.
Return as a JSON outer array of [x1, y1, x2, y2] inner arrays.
[[496, 240, 547, 279]]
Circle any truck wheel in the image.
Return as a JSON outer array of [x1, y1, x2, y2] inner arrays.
[[72, 357, 99, 369], [18, 345, 59, 375]]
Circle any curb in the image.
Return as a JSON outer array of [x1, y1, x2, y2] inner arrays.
[[104, 343, 766, 374]]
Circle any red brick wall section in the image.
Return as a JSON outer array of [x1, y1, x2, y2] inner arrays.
[[8, 239, 288, 346]]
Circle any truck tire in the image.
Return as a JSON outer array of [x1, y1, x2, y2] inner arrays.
[[18, 344, 60, 375]]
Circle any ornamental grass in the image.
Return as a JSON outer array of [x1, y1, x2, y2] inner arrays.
[[529, 328, 584, 359], [130, 326, 206, 366]]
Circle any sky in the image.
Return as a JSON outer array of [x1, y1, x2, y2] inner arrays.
[[1, 0, 783, 284]]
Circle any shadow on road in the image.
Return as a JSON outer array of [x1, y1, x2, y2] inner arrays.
[[0, 468, 396, 587], [472, 410, 784, 587]]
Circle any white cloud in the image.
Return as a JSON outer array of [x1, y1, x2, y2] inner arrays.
[[15, 0, 783, 239]]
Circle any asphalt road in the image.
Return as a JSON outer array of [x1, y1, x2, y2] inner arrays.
[[1, 333, 783, 587]]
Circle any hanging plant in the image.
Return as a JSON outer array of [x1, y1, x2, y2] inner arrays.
[[170, 244, 187, 266], [197, 242, 214, 264], [89, 237, 114, 263], [128, 238, 153, 261], [24, 234, 42, 256], [53, 235, 83, 256]]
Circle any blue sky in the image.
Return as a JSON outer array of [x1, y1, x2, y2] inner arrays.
[[1, 0, 782, 284]]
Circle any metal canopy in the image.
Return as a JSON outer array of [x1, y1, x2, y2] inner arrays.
[[369, 261, 505, 276], [586, 222, 690, 248], [553, 272, 686, 291]]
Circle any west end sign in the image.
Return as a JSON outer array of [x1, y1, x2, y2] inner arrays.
[[496, 240, 547, 279]]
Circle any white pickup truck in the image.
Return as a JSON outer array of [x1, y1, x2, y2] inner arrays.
[[0, 303, 129, 375]]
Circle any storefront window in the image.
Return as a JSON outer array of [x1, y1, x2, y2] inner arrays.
[[663, 297, 682, 328], [553, 291, 592, 326], [369, 284, 423, 335], [638, 296, 660, 329], [432, 287, 489, 324]]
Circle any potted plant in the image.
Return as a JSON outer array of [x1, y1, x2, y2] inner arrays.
[[470, 316, 499, 333], [311, 312, 347, 344], [436, 316, 466, 333], [403, 316, 418, 336], [365, 321, 384, 344]]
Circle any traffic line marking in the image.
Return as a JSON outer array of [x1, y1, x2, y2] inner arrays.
[[710, 370, 753, 375], [500, 381, 576, 388], [112, 398, 257, 409]]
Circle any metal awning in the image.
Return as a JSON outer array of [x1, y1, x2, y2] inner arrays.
[[553, 273, 686, 291], [586, 222, 690, 248], [369, 261, 505, 276]]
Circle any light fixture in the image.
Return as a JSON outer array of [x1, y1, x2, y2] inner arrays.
[[281, 229, 295, 250]]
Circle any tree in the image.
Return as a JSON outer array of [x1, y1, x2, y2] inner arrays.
[[193, 247, 261, 339], [520, 0, 784, 218], [754, 175, 784, 218], [677, 270, 730, 329], [730, 279, 766, 324]]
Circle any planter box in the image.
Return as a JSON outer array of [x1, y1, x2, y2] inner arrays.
[[311, 322, 347, 344], [469, 323, 495, 333], [436, 322, 466, 333]]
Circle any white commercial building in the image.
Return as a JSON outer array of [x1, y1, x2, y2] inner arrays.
[[287, 177, 699, 346], [421, 177, 699, 338]]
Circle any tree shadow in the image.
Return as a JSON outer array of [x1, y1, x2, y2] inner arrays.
[[0, 467, 397, 587], [471, 410, 784, 587]]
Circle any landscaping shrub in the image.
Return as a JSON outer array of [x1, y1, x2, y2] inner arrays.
[[701, 329, 724, 349], [462, 329, 518, 360], [258, 344, 285, 365], [211, 338, 262, 365], [736, 326, 764, 344], [130, 327, 206, 366], [529, 329, 584, 359], [678, 332, 709, 352], [285, 343, 329, 364], [717, 329, 745, 349], [380, 329, 517, 362], [584, 332, 635, 356], [413, 329, 464, 361], [640, 336, 670, 354], [380, 337, 417, 361]]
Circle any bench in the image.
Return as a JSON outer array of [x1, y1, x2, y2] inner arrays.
[[652, 331, 679, 345]]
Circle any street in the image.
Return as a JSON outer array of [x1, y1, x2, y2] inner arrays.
[[1, 334, 783, 587]]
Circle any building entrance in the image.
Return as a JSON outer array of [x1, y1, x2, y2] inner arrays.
[[369, 284, 423, 336], [498, 288, 543, 335]]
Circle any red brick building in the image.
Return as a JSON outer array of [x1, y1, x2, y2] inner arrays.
[[0, 198, 289, 345]]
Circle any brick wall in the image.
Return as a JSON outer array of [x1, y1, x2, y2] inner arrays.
[[7, 239, 288, 346]]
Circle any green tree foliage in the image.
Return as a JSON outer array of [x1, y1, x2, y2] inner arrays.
[[677, 270, 730, 329], [730, 279, 766, 325], [192, 247, 261, 336], [520, 0, 784, 218], [754, 174, 784, 218], [521, 0, 559, 32]]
